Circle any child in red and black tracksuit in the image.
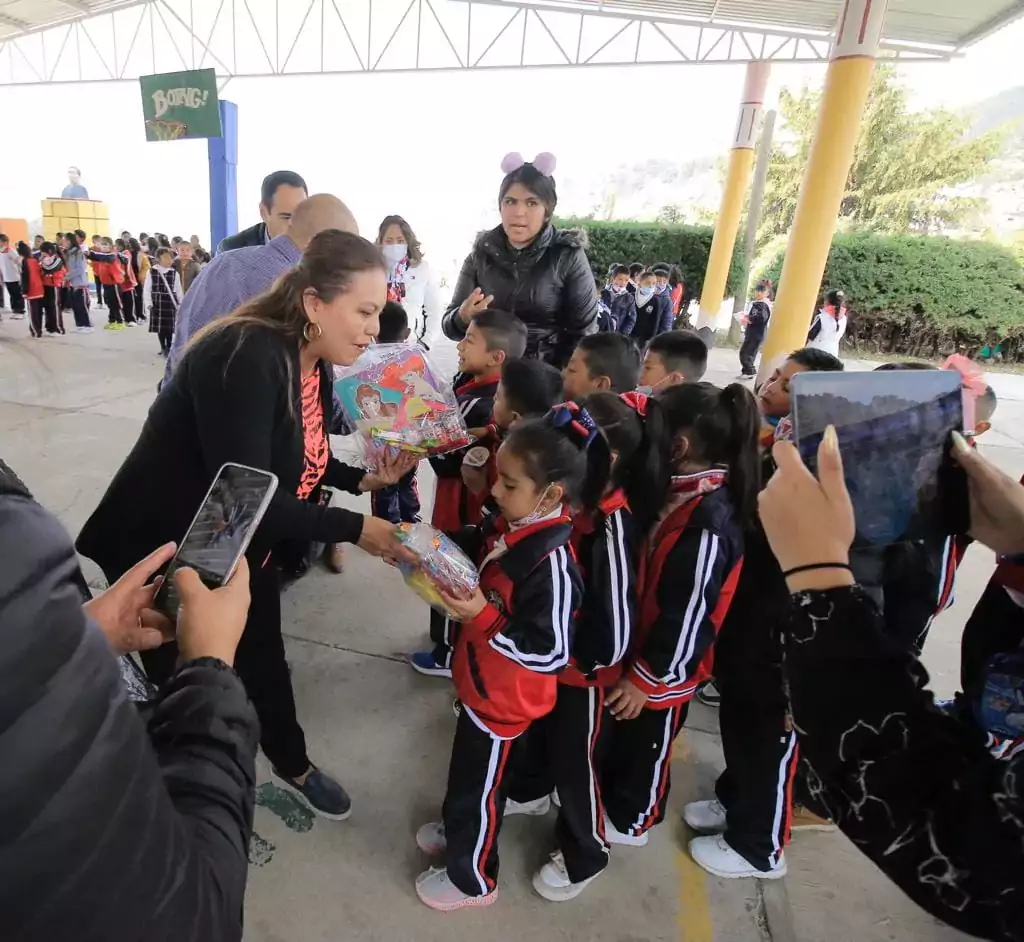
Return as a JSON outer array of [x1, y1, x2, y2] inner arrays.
[[38, 243, 66, 335], [18, 241, 44, 338], [115, 239, 138, 324], [88, 239, 124, 325], [504, 391, 655, 901], [413, 405, 614, 912], [602, 382, 761, 848], [411, 350, 561, 677]]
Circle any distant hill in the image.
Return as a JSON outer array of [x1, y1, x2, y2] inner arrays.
[[971, 85, 1024, 141]]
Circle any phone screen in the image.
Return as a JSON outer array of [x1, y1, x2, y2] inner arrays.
[[791, 370, 967, 548], [155, 463, 278, 619]]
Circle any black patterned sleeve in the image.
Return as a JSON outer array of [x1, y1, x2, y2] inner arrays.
[[783, 586, 1024, 942]]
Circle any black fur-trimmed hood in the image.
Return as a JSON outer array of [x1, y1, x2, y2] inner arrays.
[[472, 224, 589, 254]]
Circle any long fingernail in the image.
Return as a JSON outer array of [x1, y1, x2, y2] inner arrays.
[[823, 424, 838, 454], [951, 430, 970, 454]]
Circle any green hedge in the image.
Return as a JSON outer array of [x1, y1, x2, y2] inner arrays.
[[758, 232, 1024, 361], [557, 219, 749, 305]]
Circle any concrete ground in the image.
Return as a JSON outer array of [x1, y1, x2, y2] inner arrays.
[[3, 316, 1020, 942]]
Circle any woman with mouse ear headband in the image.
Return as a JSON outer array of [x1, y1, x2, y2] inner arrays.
[[442, 151, 600, 369]]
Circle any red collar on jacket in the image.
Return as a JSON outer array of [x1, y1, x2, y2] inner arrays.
[[455, 372, 501, 396], [571, 488, 628, 538]]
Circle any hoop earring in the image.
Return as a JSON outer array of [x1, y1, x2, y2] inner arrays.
[[303, 321, 323, 343]]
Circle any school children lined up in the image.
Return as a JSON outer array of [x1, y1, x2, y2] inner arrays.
[[596, 262, 683, 337], [0, 228, 206, 352]]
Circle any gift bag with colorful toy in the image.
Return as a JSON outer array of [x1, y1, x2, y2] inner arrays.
[[333, 344, 471, 466], [394, 522, 480, 619]]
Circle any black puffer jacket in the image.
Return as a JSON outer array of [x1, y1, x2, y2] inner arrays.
[[0, 462, 259, 942], [442, 224, 599, 368]]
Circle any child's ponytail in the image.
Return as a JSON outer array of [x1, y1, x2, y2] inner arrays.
[[717, 383, 761, 523], [545, 401, 612, 513]]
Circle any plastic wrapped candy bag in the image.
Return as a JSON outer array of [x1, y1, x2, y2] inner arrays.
[[334, 344, 471, 468], [395, 523, 480, 619]]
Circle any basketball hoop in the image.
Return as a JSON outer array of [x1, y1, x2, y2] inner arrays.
[[145, 118, 188, 141]]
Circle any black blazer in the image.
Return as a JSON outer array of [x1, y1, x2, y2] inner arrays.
[[216, 222, 266, 255], [77, 325, 366, 583]]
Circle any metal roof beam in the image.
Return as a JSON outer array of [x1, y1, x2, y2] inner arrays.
[[0, 12, 32, 30], [956, 0, 1024, 49]]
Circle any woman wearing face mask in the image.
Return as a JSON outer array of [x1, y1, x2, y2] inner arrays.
[[77, 230, 419, 825], [375, 215, 443, 347], [442, 152, 599, 369]]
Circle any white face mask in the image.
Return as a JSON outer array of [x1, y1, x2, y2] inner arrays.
[[509, 485, 555, 530], [636, 286, 655, 304], [382, 243, 407, 266]]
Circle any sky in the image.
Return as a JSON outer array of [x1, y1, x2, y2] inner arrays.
[[2, 3, 1022, 277]]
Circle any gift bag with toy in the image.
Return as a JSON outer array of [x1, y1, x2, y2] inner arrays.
[[394, 522, 480, 619], [333, 344, 471, 467]]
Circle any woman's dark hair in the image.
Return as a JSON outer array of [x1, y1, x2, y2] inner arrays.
[[187, 229, 385, 413], [376, 215, 423, 265], [502, 404, 612, 513], [498, 163, 557, 220], [582, 392, 661, 524], [128, 237, 142, 254], [147, 236, 159, 255], [65, 231, 81, 250], [158, 234, 171, 248], [825, 288, 845, 309], [16, 241, 31, 259], [644, 382, 761, 526]]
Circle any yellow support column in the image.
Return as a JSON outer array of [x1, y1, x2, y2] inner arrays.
[[696, 61, 770, 336], [757, 0, 888, 379]]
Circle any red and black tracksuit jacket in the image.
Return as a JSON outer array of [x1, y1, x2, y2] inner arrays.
[[118, 250, 137, 291], [429, 372, 500, 534], [20, 257, 43, 300], [627, 486, 744, 708], [40, 254, 66, 288], [87, 250, 124, 286], [560, 489, 637, 689], [452, 511, 583, 739]]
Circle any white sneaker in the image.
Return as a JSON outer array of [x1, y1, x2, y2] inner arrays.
[[416, 820, 447, 855], [532, 851, 601, 902], [683, 799, 728, 833], [689, 834, 787, 880], [603, 815, 648, 847], [125, 321, 137, 328], [506, 795, 551, 817], [11, 313, 25, 320], [415, 866, 498, 911]]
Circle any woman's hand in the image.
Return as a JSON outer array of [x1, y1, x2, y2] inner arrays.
[[357, 515, 419, 564], [951, 431, 1024, 555], [605, 678, 648, 720], [84, 542, 176, 654], [359, 450, 421, 491], [176, 558, 251, 667], [437, 587, 488, 622], [760, 428, 857, 592], [458, 287, 493, 325]]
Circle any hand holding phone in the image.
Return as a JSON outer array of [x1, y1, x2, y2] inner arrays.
[[175, 557, 252, 667]]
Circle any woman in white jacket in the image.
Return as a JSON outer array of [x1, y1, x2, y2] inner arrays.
[[375, 215, 443, 347], [807, 288, 848, 359]]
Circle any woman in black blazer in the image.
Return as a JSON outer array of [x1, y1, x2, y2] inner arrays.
[[78, 229, 416, 821]]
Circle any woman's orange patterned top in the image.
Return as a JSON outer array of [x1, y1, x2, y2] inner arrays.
[[297, 369, 329, 500]]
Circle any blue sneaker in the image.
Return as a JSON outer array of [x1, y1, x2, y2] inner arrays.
[[409, 650, 452, 678], [273, 765, 352, 820]]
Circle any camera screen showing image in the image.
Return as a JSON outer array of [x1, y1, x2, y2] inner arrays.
[[791, 370, 964, 548], [159, 464, 275, 619]]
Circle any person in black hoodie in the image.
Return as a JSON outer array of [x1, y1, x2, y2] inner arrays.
[[77, 230, 418, 823], [0, 456, 258, 942], [442, 152, 598, 368]]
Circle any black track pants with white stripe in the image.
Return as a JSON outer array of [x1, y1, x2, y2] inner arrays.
[[506, 685, 612, 883], [428, 608, 455, 669], [714, 651, 798, 872], [442, 710, 515, 897], [602, 701, 689, 838]]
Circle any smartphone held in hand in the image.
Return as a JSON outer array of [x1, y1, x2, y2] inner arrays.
[[791, 370, 969, 547], [154, 463, 278, 619]]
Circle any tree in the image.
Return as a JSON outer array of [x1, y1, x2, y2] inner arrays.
[[757, 66, 1007, 250]]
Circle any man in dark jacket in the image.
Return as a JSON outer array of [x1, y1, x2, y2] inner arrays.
[[216, 169, 307, 254], [0, 459, 259, 942]]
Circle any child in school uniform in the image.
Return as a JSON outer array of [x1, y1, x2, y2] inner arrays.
[[737, 281, 773, 379], [412, 354, 564, 678], [89, 238, 124, 328], [18, 241, 44, 338], [638, 329, 709, 394], [115, 239, 138, 325], [38, 242, 66, 335], [413, 403, 612, 911], [505, 391, 656, 901], [562, 332, 641, 400], [145, 246, 183, 356], [631, 268, 675, 347], [602, 265, 637, 336], [601, 381, 761, 848], [369, 302, 424, 526], [409, 308, 529, 677]]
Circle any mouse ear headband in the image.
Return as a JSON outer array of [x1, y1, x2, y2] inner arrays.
[[500, 151, 558, 177]]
